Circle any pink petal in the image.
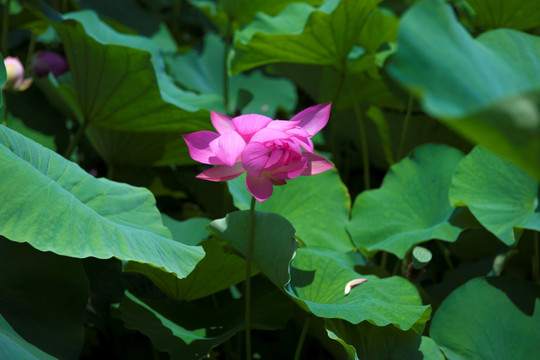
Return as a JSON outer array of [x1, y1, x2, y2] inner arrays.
[[271, 157, 308, 180], [196, 163, 245, 182], [265, 149, 285, 170], [250, 128, 290, 144], [211, 111, 235, 134], [182, 131, 222, 165], [246, 174, 274, 202], [301, 152, 334, 176], [290, 103, 331, 136], [266, 120, 301, 131], [242, 142, 270, 177], [209, 131, 246, 167], [232, 114, 272, 139]]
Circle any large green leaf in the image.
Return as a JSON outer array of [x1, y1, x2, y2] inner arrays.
[[228, 169, 353, 251], [326, 319, 444, 360], [430, 277, 540, 360], [230, 0, 382, 74], [209, 213, 430, 333], [348, 144, 464, 258], [466, 0, 540, 31], [449, 146, 540, 246], [0, 125, 204, 278], [208, 210, 298, 288], [386, 0, 540, 179], [168, 33, 297, 117], [0, 238, 88, 360], [50, 10, 212, 132], [189, 0, 322, 35], [288, 248, 431, 334]]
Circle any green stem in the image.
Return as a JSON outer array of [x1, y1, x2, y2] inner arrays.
[[171, 0, 181, 39], [381, 252, 389, 270], [534, 232, 539, 285], [436, 240, 462, 285], [107, 164, 115, 180], [293, 317, 310, 360], [397, 94, 413, 160], [25, 33, 36, 68], [2, 99, 7, 127], [2, 0, 10, 56], [245, 196, 256, 360], [345, 68, 370, 189], [391, 258, 401, 276], [64, 119, 89, 159], [223, 19, 232, 115]]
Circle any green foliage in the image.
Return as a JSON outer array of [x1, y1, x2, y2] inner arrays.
[[1, 0, 539, 358], [231, 0, 383, 73]]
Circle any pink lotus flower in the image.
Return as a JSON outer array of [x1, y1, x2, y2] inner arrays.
[[2, 57, 32, 91], [183, 103, 334, 202], [31, 51, 69, 77]]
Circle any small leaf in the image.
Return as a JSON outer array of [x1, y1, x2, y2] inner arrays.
[[228, 169, 353, 251], [449, 145, 540, 245], [348, 144, 464, 258], [208, 210, 297, 289], [430, 277, 540, 359]]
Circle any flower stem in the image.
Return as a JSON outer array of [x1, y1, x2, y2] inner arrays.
[[436, 240, 462, 285], [345, 69, 370, 189], [293, 317, 310, 360], [64, 119, 89, 159], [2, 100, 8, 127], [2, 0, 10, 56], [534, 231, 539, 285], [397, 94, 414, 160], [245, 196, 256, 360]]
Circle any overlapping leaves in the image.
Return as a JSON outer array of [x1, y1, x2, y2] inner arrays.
[[228, 169, 353, 251], [208, 211, 430, 333], [230, 0, 383, 74], [387, 0, 540, 179]]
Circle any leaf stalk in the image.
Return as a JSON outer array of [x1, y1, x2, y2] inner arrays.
[[245, 196, 256, 360]]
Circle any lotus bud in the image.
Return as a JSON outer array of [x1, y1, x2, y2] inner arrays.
[[31, 51, 69, 77], [2, 56, 33, 91]]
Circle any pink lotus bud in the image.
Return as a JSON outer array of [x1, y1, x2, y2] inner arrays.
[[182, 103, 334, 202], [3, 56, 33, 91], [31, 51, 69, 77]]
